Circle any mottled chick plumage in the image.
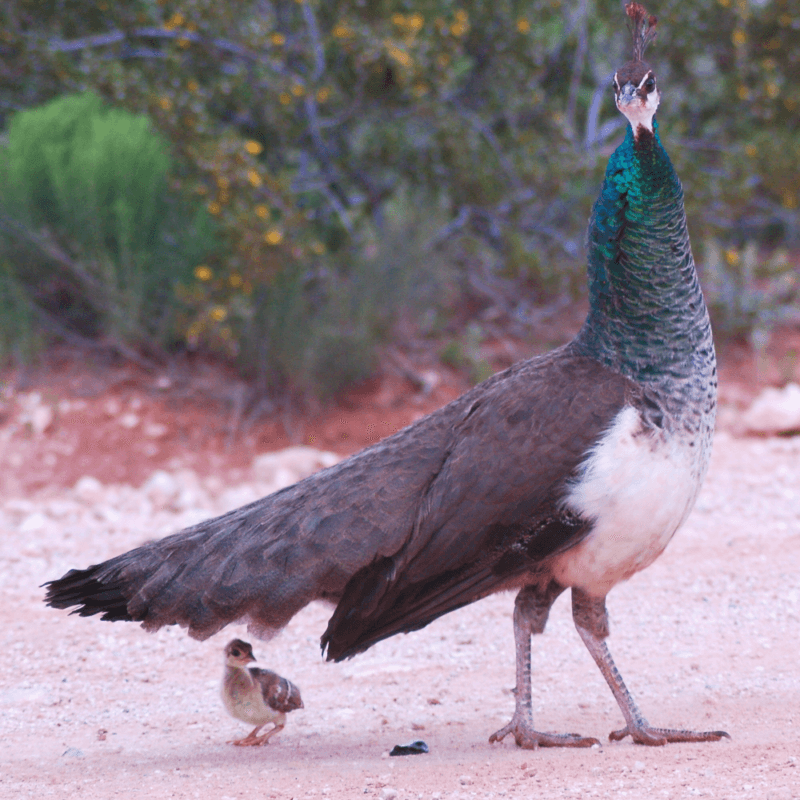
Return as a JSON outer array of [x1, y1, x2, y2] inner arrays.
[[221, 639, 303, 746]]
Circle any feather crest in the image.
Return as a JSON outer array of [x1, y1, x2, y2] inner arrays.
[[625, 2, 658, 62]]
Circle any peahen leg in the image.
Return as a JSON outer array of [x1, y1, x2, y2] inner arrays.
[[490, 582, 599, 749], [571, 588, 729, 746]]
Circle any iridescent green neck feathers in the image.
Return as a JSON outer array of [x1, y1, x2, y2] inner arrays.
[[575, 121, 714, 392]]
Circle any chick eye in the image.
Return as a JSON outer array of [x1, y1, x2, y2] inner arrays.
[[645, 77, 656, 91], [232, 648, 240, 656]]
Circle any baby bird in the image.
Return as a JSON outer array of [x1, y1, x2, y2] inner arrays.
[[221, 638, 304, 746]]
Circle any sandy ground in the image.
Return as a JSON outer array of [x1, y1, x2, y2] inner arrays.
[[1, 421, 799, 798]]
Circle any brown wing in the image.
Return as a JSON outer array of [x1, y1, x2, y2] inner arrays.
[[45, 343, 639, 655], [249, 668, 304, 713], [321, 347, 642, 660]]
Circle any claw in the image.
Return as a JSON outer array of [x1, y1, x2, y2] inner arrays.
[[609, 725, 731, 746], [490, 719, 599, 749]]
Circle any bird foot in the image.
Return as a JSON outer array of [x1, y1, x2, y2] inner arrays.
[[228, 731, 272, 747], [227, 735, 273, 747], [490, 718, 600, 749], [609, 724, 730, 746]]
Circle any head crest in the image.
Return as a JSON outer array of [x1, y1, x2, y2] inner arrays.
[[625, 2, 658, 62]]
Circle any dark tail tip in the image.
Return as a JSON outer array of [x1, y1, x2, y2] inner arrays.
[[43, 566, 132, 622]]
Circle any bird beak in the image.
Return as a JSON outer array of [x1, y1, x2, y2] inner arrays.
[[616, 82, 638, 106]]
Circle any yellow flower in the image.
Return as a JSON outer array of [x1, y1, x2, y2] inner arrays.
[[717, 0, 731, 6], [737, 85, 750, 100], [194, 265, 213, 281], [177, 37, 190, 48], [316, 87, 331, 102], [245, 140, 263, 155], [450, 21, 468, 37], [391, 13, 406, 26], [265, 229, 283, 245], [782, 190, 798, 209], [188, 79, 199, 93], [271, 32, 286, 46], [732, 28, 747, 47], [412, 82, 429, 97], [333, 23, 352, 38], [216, 175, 230, 190], [724, 249, 740, 267], [766, 82, 779, 99], [310, 241, 325, 255], [207, 201, 221, 215], [255, 204, 269, 219], [455, 9, 468, 23], [291, 83, 305, 97], [229, 273, 243, 287], [408, 13, 424, 31], [158, 96, 172, 111], [744, 144, 757, 157], [386, 42, 412, 67], [247, 169, 262, 187], [516, 17, 531, 34], [279, 92, 292, 105], [210, 306, 227, 322], [171, 12, 184, 27]]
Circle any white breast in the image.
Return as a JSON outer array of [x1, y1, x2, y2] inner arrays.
[[552, 405, 703, 597], [222, 669, 278, 726]]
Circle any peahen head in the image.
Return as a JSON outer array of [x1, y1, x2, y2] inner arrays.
[[613, 3, 659, 137]]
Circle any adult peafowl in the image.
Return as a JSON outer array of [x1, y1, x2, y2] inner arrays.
[[45, 3, 728, 748]]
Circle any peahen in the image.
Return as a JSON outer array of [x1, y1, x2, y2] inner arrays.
[[45, 3, 728, 748]]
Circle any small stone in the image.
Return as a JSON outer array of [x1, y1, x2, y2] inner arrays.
[[380, 789, 398, 800], [62, 747, 84, 758], [634, 760, 645, 772], [29, 404, 54, 435], [119, 412, 140, 429], [20, 511, 49, 532], [74, 475, 103, 499], [144, 422, 168, 439], [742, 383, 800, 434], [459, 775, 473, 785]]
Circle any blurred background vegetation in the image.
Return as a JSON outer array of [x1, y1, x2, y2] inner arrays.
[[0, 0, 798, 398]]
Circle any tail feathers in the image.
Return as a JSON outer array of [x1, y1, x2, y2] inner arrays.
[[43, 502, 338, 640], [44, 566, 131, 622]]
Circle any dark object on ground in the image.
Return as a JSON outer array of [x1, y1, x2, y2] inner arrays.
[[389, 740, 429, 757]]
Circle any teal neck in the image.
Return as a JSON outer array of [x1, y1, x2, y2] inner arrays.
[[574, 120, 714, 391]]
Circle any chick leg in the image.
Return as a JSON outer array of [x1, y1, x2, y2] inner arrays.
[[490, 581, 599, 748], [571, 588, 729, 746], [228, 725, 266, 746]]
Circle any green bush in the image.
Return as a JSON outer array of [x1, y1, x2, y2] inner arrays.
[[0, 92, 218, 360], [1, 0, 798, 394]]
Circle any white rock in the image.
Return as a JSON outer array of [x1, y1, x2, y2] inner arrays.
[[119, 412, 140, 429], [143, 470, 179, 505], [29, 404, 54, 435], [74, 475, 103, 499], [251, 446, 339, 486], [742, 383, 800, 435], [144, 422, 168, 439], [20, 511, 49, 532]]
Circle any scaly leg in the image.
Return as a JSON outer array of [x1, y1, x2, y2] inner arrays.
[[490, 582, 599, 749], [228, 724, 266, 746], [229, 721, 285, 746], [571, 588, 729, 746]]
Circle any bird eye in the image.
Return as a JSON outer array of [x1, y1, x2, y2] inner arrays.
[[645, 77, 656, 91], [232, 648, 240, 656]]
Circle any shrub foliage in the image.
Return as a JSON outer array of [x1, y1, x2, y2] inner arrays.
[[0, 0, 798, 391]]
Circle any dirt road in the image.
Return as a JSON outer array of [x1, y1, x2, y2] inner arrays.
[[1, 430, 799, 799]]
